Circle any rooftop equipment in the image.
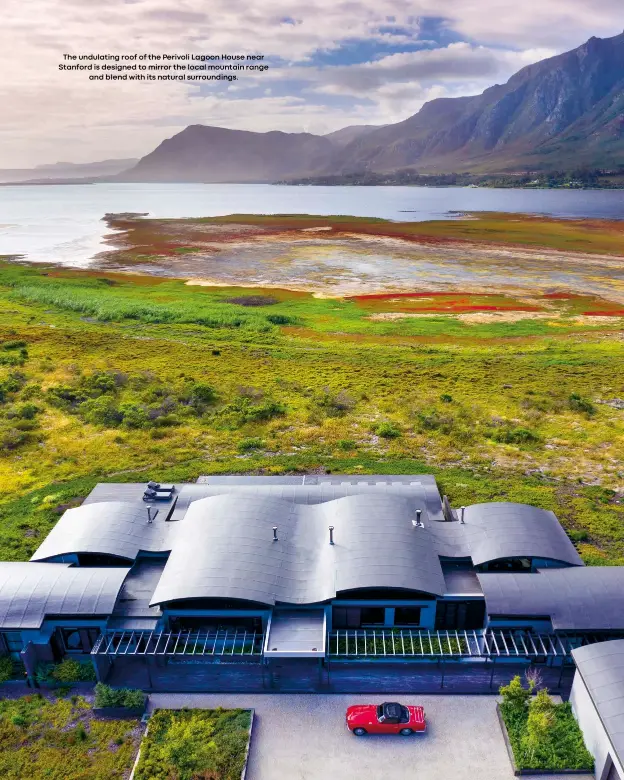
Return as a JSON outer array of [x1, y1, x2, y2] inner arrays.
[[273, 526, 278, 542], [329, 526, 335, 545]]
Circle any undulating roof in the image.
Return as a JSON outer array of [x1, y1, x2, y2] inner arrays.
[[0, 562, 129, 628], [478, 567, 624, 630], [572, 640, 624, 765], [30, 501, 175, 562], [149, 493, 448, 606]]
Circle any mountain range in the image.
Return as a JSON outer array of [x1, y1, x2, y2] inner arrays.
[[119, 31, 624, 183]]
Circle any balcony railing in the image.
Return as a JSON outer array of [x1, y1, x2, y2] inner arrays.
[[92, 629, 264, 657]]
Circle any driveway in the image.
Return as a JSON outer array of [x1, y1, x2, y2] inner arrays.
[[147, 693, 594, 780]]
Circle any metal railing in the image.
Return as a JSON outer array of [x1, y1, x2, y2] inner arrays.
[[92, 629, 264, 657], [327, 629, 609, 659]]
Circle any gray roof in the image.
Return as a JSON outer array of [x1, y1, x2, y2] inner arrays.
[[478, 567, 624, 630], [572, 640, 624, 765], [28, 477, 582, 608], [0, 562, 129, 628], [431, 503, 582, 567], [31, 501, 175, 562], [150, 493, 448, 606]]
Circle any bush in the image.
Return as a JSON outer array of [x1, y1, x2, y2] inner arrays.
[[568, 393, 595, 416], [0, 655, 15, 683], [567, 529, 589, 542], [491, 426, 539, 444], [374, 421, 402, 439], [36, 658, 96, 684], [237, 437, 265, 452], [189, 383, 217, 405], [95, 682, 145, 709]]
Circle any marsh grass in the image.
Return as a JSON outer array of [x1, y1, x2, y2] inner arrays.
[[0, 261, 621, 563]]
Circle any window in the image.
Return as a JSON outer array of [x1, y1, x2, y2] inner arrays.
[[394, 607, 421, 626], [435, 600, 485, 630], [2, 632, 22, 660], [332, 607, 384, 629], [59, 628, 100, 654]]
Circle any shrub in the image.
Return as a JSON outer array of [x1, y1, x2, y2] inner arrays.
[[0, 655, 14, 682], [52, 658, 97, 683], [315, 389, 355, 416], [0, 427, 31, 451], [416, 409, 454, 434], [491, 426, 539, 445], [337, 439, 356, 450], [94, 682, 145, 709], [8, 403, 40, 420], [500, 675, 533, 713], [440, 393, 453, 403], [237, 437, 265, 452], [266, 314, 295, 325], [189, 383, 217, 405], [374, 421, 402, 439], [567, 529, 589, 543], [119, 402, 149, 429], [78, 397, 123, 427], [568, 393, 595, 416]]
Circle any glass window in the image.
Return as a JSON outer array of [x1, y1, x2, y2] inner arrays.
[[2, 631, 22, 660], [394, 607, 421, 626]]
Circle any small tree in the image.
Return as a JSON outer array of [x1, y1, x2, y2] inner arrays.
[[500, 675, 534, 713], [162, 716, 218, 779], [522, 696, 556, 765]]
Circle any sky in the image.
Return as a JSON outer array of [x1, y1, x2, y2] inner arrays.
[[1, 0, 622, 167]]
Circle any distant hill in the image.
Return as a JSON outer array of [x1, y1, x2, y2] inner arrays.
[[119, 125, 334, 183], [119, 31, 624, 182], [0, 158, 137, 184]]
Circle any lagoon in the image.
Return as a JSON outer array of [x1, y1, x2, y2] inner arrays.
[[0, 182, 623, 267]]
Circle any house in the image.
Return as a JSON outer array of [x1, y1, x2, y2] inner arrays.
[[571, 641, 624, 780], [1, 474, 623, 695]]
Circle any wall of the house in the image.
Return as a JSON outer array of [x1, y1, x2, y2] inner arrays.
[[570, 671, 624, 780]]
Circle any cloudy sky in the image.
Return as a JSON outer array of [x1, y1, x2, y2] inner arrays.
[[1, 0, 621, 167]]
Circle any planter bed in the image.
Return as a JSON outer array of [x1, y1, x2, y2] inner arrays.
[[133, 707, 253, 780], [496, 704, 593, 776]]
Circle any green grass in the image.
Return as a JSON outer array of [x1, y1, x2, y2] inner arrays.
[[0, 260, 621, 564], [134, 708, 251, 780], [0, 693, 141, 779]]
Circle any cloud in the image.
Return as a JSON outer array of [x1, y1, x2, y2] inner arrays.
[[1, 0, 622, 166]]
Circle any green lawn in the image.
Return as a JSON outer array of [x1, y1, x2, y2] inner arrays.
[[0, 693, 142, 779], [0, 260, 622, 564]]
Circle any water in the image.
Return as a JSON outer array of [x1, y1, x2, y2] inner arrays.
[[0, 182, 623, 266]]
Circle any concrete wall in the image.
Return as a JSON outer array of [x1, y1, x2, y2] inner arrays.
[[570, 670, 624, 780]]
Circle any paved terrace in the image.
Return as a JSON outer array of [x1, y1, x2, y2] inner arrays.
[[146, 693, 593, 780]]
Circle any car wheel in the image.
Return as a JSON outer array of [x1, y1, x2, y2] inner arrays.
[[400, 728, 413, 736], [352, 727, 367, 736]]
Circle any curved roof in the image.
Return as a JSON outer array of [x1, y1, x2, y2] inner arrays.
[[30, 501, 174, 562], [149, 493, 447, 606], [478, 567, 624, 630], [430, 502, 582, 567], [572, 640, 624, 766], [0, 562, 129, 628]]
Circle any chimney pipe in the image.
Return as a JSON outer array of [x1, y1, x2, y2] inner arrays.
[[460, 506, 465, 524], [146, 507, 152, 524], [273, 526, 278, 542], [329, 526, 335, 545]]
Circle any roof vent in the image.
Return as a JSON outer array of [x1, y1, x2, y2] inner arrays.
[[329, 526, 335, 545], [147, 507, 153, 524], [273, 526, 278, 542], [460, 506, 465, 524], [412, 509, 424, 528]]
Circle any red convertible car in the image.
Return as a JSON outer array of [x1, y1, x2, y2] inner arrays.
[[346, 701, 426, 736]]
